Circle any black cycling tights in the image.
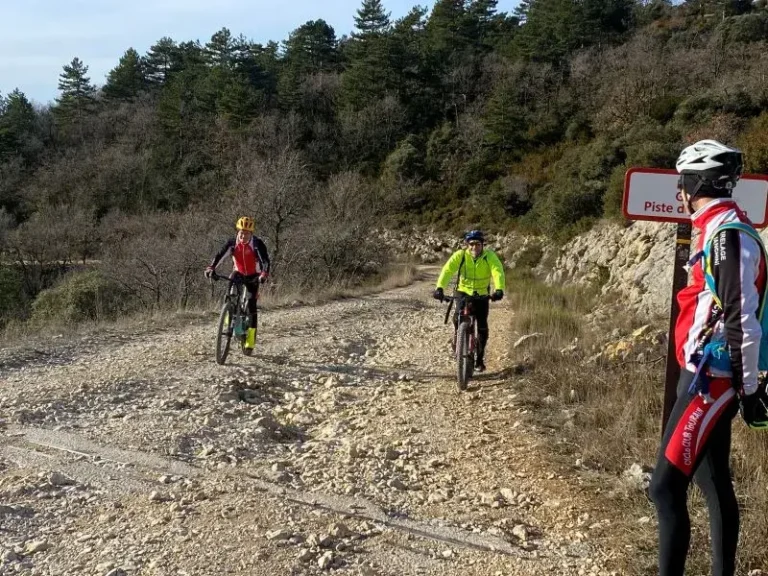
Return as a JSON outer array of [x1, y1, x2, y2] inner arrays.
[[231, 273, 259, 328], [649, 370, 739, 576]]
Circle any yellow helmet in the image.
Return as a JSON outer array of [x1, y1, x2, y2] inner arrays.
[[235, 216, 255, 232]]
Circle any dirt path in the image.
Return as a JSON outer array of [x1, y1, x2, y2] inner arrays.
[[0, 270, 627, 576]]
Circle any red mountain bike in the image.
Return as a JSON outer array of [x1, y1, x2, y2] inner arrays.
[[442, 293, 492, 392]]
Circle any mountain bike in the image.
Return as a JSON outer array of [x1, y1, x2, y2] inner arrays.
[[211, 272, 259, 365], [443, 293, 493, 392]]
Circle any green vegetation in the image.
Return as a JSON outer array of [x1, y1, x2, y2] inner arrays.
[[2, 0, 767, 326]]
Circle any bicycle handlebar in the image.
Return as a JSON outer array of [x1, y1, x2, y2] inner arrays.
[[210, 272, 262, 284], [441, 293, 497, 324], [440, 294, 492, 302]]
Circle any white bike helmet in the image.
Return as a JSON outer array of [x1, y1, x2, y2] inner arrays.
[[676, 140, 743, 197]]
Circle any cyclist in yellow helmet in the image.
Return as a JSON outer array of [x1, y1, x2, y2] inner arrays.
[[205, 216, 270, 350]]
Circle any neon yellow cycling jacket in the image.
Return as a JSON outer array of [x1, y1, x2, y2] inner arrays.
[[436, 249, 506, 296]]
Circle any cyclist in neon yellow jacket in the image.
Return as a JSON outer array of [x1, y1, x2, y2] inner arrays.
[[433, 230, 505, 372]]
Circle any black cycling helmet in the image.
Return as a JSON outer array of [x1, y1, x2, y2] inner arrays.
[[464, 230, 484, 243]]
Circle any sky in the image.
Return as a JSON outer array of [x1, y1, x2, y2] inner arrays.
[[1, 0, 519, 106]]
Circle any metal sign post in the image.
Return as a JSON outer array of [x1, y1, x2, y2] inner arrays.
[[622, 168, 768, 435]]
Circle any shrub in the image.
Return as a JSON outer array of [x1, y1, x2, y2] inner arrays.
[[738, 112, 768, 173], [716, 13, 768, 45], [31, 270, 131, 324], [603, 164, 629, 221], [0, 267, 27, 325]]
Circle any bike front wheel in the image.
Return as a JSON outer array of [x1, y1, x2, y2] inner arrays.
[[456, 321, 472, 392], [215, 302, 234, 365]]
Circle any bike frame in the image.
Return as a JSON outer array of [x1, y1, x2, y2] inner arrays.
[[213, 273, 259, 337], [211, 271, 262, 364]]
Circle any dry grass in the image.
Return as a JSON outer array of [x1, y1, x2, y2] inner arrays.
[[507, 270, 768, 574], [509, 269, 595, 351], [0, 263, 419, 350]]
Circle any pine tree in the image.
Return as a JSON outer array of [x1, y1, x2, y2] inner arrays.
[[1, 89, 38, 164], [467, 0, 502, 51], [354, 0, 391, 35], [483, 71, 527, 152], [103, 48, 146, 100], [54, 58, 96, 129], [390, 7, 440, 126], [515, 0, 634, 64], [205, 28, 236, 69], [279, 20, 339, 109], [144, 37, 180, 86], [342, 0, 395, 109], [284, 20, 338, 74], [426, 0, 471, 58], [3, 90, 36, 135]]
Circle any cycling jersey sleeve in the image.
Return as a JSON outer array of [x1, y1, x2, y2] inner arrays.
[[712, 228, 762, 394], [210, 238, 235, 269], [253, 237, 271, 273], [436, 250, 465, 290], [487, 251, 506, 292]]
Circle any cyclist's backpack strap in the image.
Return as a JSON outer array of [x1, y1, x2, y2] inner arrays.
[[454, 251, 466, 289], [701, 221, 768, 370]]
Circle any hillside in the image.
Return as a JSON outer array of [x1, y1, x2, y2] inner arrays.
[[5, 0, 768, 328]]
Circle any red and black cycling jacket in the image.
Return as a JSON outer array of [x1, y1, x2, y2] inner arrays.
[[674, 199, 767, 394], [209, 236, 271, 277]]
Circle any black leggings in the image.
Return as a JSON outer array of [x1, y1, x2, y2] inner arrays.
[[649, 370, 739, 576], [232, 273, 259, 327], [452, 294, 489, 362]]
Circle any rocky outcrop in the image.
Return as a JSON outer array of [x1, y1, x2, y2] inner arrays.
[[541, 221, 677, 318], [542, 219, 768, 318], [377, 228, 555, 270]]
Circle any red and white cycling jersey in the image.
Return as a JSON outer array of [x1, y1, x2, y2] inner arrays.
[[209, 236, 270, 278], [674, 199, 767, 394]]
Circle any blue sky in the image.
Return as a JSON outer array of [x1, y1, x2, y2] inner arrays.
[[1, 0, 519, 106]]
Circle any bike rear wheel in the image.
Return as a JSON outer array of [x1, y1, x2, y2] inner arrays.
[[456, 321, 472, 391], [215, 302, 234, 365]]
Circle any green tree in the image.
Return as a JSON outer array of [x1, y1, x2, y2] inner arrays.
[[390, 8, 440, 127], [341, 0, 395, 109], [103, 48, 146, 100], [54, 57, 97, 131], [426, 0, 472, 60], [205, 28, 236, 69], [144, 37, 180, 85], [236, 40, 281, 104], [483, 64, 528, 153], [354, 0, 392, 34], [279, 20, 339, 109], [0, 89, 37, 162], [515, 0, 635, 64]]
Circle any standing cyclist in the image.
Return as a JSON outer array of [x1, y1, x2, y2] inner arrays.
[[650, 140, 768, 576], [205, 216, 270, 352], [433, 230, 505, 372]]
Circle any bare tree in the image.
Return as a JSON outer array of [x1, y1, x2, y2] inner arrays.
[[99, 209, 220, 310], [232, 147, 314, 272], [287, 172, 386, 287]]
